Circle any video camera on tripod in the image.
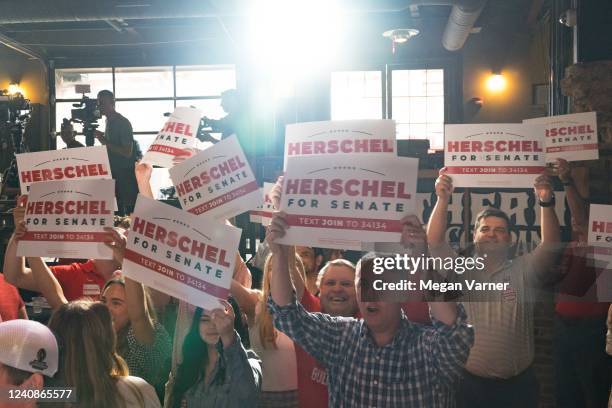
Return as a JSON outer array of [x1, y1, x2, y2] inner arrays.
[[0, 90, 32, 154], [66, 93, 101, 146], [0, 91, 31, 125], [0, 89, 32, 197]]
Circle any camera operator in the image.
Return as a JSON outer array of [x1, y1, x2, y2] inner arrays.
[[203, 89, 239, 140], [59, 120, 84, 149], [94, 90, 139, 215]]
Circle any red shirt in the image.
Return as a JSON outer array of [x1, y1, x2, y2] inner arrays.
[[50, 260, 106, 301], [401, 301, 432, 324], [297, 290, 328, 408], [555, 245, 609, 318], [0, 274, 24, 321]]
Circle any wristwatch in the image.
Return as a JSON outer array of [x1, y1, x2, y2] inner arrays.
[[539, 194, 556, 207]]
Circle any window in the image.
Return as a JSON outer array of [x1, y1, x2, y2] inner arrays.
[[175, 65, 236, 97], [391, 69, 444, 149], [54, 65, 236, 197], [55, 68, 113, 99], [114, 66, 174, 98], [330, 67, 445, 149], [331, 71, 382, 120]]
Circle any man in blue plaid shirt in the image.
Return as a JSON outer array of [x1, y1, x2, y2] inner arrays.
[[266, 212, 474, 408]]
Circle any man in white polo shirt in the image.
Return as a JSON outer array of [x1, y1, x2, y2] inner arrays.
[[427, 168, 561, 408]]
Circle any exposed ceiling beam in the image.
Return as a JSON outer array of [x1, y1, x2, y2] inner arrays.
[[0, 0, 459, 24], [0, 30, 46, 61]]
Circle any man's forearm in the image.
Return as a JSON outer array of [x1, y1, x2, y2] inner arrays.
[[2, 235, 37, 291], [137, 180, 154, 198], [27, 257, 67, 309], [270, 249, 293, 306], [541, 206, 561, 243], [564, 184, 588, 226], [427, 198, 449, 245], [429, 302, 458, 326]]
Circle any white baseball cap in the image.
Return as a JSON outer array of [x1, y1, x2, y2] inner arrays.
[[0, 320, 58, 377]]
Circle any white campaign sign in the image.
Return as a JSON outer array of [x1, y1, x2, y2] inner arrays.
[[277, 155, 418, 250], [587, 204, 612, 300], [284, 120, 396, 169], [123, 195, 242, 311], [250, 182, 275, 226], [524, 112, 599, 162], [16, 146, 112, 194], [444, 124, 546, 188], [17, 179, 115, 259], [169, 135, 262, 220], [143, 107, 202, 168]]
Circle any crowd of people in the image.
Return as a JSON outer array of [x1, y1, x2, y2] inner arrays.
[[0, 136, 610, 408]]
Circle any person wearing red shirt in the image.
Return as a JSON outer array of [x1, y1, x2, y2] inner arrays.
[[296, 259, 358, 408], [2, 201, 120, 301], [0, 273, 27, 321], [553, 159, 610, 408]]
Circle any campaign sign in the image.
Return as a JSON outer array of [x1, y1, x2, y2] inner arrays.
[[122, 195, 242, 310], [16, 146, 112, 194], [143, 107, 202, 168], [588, 204, 612, 266], [444, 124, 546, 188], [284, 120, 396, 169], [17, 179, 115, 259], [250, 182, 275, 226], [524, 112, 598, 162], [169, 135, 262, 220], [277, 155, 418, 250], [587, 204, 612, 300]]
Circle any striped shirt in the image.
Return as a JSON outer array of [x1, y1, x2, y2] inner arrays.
[[429, 242, 539, 378], [268, 295, 474, 408]]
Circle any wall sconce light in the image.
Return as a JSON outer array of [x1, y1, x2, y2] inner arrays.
[[469, 97, 483, 107], [7, 82, 23, 96], [485, 71, 506, 93]]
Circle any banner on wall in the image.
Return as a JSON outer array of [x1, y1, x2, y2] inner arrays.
[[284, 120, 396, 169], [250, 182, 275, 226], [122, 195, 242, 311], [276, 155, 418, 250], [169, 135, 262, 220], [16, 146, 112, 194], [444, 124, 546, 188], [17, 179, 115, 259], [142, 107, 202, 168], [524, 112, 598, 162]]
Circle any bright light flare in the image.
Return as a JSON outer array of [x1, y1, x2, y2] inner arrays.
[[248, 0, 346, 72], [485, 74, 506, 93], [7, 83, 22, 96]]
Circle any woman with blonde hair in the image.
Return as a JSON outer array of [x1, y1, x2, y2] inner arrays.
[[231, 250, 305, 407], [47, 300, 160, 407]]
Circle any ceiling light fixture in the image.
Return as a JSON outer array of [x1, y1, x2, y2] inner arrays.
[[383, 29, 419, 54]]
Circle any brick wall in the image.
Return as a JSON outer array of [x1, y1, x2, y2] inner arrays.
[[534, 295, 556, 408]]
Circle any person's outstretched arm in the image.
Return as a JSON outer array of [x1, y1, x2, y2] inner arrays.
[[266, 211, 349, 366], [530, 173, 562, 282], [427, 168, 453, 247], [3, 200, 37, 291], [556, 158, 588, 228]]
